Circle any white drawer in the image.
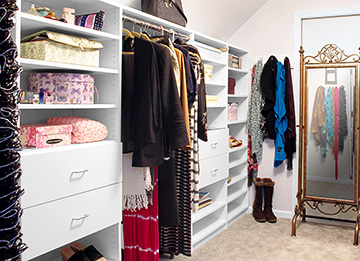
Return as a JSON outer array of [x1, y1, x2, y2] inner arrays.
[[22, 184, 121, 260], [199, 153, 228, 189], [199, 128, 228, 160], [21, 142, 121, 208]]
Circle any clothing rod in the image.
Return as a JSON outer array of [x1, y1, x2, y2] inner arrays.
[[122, 15, 191, 41]]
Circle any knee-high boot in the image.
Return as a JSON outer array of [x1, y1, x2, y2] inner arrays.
[[263, 178, 277, 223], [252, 177, 266, 222]]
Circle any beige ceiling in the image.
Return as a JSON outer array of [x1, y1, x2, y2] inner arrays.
[[116, 0, 269, 41], [183, 0, 270, 41]]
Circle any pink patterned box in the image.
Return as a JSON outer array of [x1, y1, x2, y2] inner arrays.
[[227, 102, 238, 122], [20, 123, 72, 149], [28, 73, 96, 104]]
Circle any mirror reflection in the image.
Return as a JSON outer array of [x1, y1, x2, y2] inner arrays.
[[306, 66, 355, 200]]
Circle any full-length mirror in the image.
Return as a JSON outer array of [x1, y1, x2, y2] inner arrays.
[[292, 44, 360, 245], [305, 66, 355, 201]]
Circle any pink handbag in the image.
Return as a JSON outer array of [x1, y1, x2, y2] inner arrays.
[[46, 116, 107, 144], [28, 73, 99, 104]]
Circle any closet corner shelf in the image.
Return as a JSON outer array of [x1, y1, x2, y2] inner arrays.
[[202, 57, 227, 67], [227, 205, 248, 222], [192, 219, 227, 246], [228, 120, 246, 125], [227, 189, 247, 204], [19, 140, 118, 157], [228, 94, 248, 98], [207, 104, 226, 109], [19, 104, 118, 110], [18, 58, 119, 74], [227, 174, 247, 187], [229, 146, 246, 153], [206, 82, 226, 88], [229, 159, 247, 169], [20, 12, 120, 41], [228, 67, 248, 74], [192, 201, 226, 223]]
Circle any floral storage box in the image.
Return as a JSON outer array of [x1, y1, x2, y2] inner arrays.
[[20, 30, 103, 67], [28, 73, 96, 104], [20, 123, 72, 149]]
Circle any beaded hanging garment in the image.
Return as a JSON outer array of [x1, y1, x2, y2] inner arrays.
[[0, 1, 27, 260]]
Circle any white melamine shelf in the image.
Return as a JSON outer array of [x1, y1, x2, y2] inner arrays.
[[228, 67, 248, 74], [19, 58, 119, 74], [227, 174, 247, 187], [227, 205, 248, 222], [228, 119, 246, 125], [19, 104, 117, 110], [228, 94, 248, 98], [192, 201, 226, 223], [207, 104, 226, 109], [227, 189, 247, 204], [193, 219, 226, 245], [229, 159, 247, 169], [229, 146, 246, 153], [206, 82, 226, 88], [20, 140, 117, 157], [20, 13, 120, 41], [201, 57, 227, 67]]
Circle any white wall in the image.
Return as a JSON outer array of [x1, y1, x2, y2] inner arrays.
[[227, 0, 360, 215]]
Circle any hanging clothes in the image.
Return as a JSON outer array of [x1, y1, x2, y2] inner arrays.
[[311, 86, 325, 147], [333, 87, 340, 179], [261, 55, 278, 140], [131, 37, 189, 167], [338, 85, 348, 152], [123, 168, 159, 261], [248, 59, 264, 162], [324, 87, 334, 156], [274, 61, 288, 168], [284, 57, 296, 170]]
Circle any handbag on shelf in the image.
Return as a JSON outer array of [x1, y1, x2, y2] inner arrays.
[[141, 0, 187, 27]]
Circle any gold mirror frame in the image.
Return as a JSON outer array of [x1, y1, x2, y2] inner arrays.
[[292, 44, 360, 245]]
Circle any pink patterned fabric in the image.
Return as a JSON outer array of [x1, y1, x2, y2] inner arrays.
[[20, 123, 72, 149], [28, 73, 96, 104], [46, 116, 108, 144]]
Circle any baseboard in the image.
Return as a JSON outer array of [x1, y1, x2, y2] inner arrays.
[[248, 207, 293, 219]]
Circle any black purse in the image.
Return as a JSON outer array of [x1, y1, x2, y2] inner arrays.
[[141, 0, 188, 27]]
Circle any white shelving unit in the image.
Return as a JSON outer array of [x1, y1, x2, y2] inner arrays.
[[15, 2, 250, 258], [227, 45, 250, 226], [16, 0, 122, 260]]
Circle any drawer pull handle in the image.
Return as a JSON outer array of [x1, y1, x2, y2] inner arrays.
[[72, 214, 89, 221], [210, 169, 218, 176], [210, 142, 218, 149], [71, 169, 89, 175]]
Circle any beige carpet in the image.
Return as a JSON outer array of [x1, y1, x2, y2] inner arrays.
[[160, 214, 360, 261]]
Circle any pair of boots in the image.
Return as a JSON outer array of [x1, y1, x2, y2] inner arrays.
[[252, 177, 277, 223]]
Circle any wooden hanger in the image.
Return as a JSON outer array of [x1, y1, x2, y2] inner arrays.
[[122, 28, 134, 39]]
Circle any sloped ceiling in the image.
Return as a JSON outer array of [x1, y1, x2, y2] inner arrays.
[[114, 0, 269, 41]]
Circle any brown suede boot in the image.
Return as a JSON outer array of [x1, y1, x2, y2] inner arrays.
[[252, 177, 266, 222], [263, 178, 277, 223]]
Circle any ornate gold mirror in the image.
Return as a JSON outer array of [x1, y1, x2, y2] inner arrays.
[[292, 44, 360, 245]]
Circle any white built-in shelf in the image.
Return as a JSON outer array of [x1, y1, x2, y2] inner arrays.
[[202, 57, 227, 67], [228, 67, 248, 74], [229, 159, 247, 169], [207, 104, 226, 109], [228, 119, 246, 125], [192, 201, 226, 223], [227, 189, 247, 204], [193, 219, 226, 245], [227, 174, 247, 187], [19, 140, 117, 157], [19, 104, 117, 110], [206, 82, 226, 88], [20, 12, 120, 41], [228, 94, 248, 98], [19, 58, 119, 75], [227, 205, 248, 222], [229, 146, 246, 153]]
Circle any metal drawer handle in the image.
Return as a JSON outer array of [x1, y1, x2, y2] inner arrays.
[[72, 214, 89, 221], [210, 169, 218, 176], [71, 169, 89, 175], [210, 142, 218, 149]]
